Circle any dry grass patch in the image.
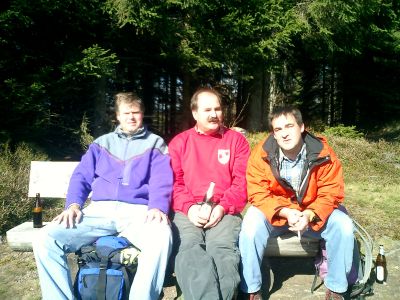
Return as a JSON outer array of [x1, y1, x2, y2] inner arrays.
[[0, 243, 40, 300]]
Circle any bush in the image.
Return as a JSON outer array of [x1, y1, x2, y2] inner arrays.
[[323, 124, 364, 138], [0, 143, 48, 234]]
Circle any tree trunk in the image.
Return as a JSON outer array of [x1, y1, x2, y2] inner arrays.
[[180, 72, 197, 132], [92, 78, 108, 137], [245, 68, 270, 131]]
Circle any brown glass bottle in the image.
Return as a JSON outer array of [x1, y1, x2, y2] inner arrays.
[[33, 193, 43, 228], [199, 182, 215, 219], [375, 244, 387, 284]]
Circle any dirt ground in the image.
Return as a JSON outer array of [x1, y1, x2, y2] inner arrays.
[[0, 235, 399, 300]]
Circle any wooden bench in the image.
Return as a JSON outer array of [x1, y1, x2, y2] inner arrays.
[[7, 161, 319, 257], [6, 161, 79, 251]]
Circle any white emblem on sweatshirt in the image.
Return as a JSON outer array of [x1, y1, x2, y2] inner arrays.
[[218, 149, 230, 165]]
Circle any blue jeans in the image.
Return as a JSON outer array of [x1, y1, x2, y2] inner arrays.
[[239, 205, 354, 294], [172, 212, 242, 300], [32, 201, 172, 300]]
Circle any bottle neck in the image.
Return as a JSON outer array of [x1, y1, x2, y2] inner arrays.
[[379, 246, 385, 256], [205, 182, 215, 200]]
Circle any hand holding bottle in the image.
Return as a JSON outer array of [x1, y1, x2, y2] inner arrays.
[[188, 182, 217, 227], [198, 182, 215, 223], [203, 205, 225, 229], [188, 204, 209, 227], [198, 203, 212, 221]]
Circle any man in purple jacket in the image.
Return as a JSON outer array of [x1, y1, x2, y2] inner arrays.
[[33, 92, 173, 300]]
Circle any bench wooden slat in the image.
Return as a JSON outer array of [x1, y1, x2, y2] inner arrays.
[[7, 161, 80, 251], [28, 161, 79, 198], [7, 222, 48, 251], [265, 233, 319, 257]]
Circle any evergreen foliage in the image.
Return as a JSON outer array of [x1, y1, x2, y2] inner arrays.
[[323, 124, 364, 139], [0, 0, 399, 154]]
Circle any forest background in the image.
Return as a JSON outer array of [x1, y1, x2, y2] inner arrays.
[[1, 0, 399, 159]]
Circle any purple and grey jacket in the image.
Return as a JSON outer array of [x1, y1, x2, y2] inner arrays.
[[65, 126, 173, 214]]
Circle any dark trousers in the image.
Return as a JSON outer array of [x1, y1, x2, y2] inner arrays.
[[172, 212, 242, 300]]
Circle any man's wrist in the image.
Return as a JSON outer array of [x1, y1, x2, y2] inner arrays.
[[278, 207, 290, 218], [67, 203, 81, 210], [303, 210, 316, 223]]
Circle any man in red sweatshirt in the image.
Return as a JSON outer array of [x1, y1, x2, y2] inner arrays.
[[169, 87, 250, 299]]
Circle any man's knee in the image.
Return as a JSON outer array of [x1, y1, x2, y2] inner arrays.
[[329, 210, 354, 237], [147, 223, 173, 248], [33, 224, 57, 252]]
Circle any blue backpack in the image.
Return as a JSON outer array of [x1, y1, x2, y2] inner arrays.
[[74, 236, 140, 300]]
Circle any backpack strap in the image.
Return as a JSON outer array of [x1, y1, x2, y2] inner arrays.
[[73, 268, 81, 300], [349, 219, 375, 298], [353, 219, 373, 284], [96, 256, 109, 300], [109, 247, 136, 299], [121, 264, 131, 299]]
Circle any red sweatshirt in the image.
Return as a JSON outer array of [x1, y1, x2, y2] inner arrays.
[[169, 127, 250, 215]]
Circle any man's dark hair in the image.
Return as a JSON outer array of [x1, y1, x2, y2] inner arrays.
[[190, 87, 222, 111], [268, 105, 303, 131]]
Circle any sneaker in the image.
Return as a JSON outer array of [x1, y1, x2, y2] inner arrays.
[[237, 290, 262, 300], [325, 289, 344, 300], [249, 292, 262, 300]]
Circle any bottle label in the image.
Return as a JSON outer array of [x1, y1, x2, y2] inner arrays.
[[33, 211, 43, 228], [376, 265, 384, 281], [120, 247, 140, 265]]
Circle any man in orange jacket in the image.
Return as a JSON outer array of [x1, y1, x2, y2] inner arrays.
[[238, 106, 354, 300]]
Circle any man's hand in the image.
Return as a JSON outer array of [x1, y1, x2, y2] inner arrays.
[[188, 204, 210, 227], [203, 205, 225, 229], [198, 203, 213, 221], [145, 208, 170, 225], [288, 214, 309, 234], [279, 208, 302, 227], [52, 204, 82, 228], [279, 207, 310, 235]]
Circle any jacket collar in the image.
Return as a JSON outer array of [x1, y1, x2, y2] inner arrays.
[[262, 131, 324, 162], [193, 125, 226, 137], [115, 125, 147, 140]]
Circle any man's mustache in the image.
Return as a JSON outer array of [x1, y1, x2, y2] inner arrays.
[[208, 117, 219, 122]]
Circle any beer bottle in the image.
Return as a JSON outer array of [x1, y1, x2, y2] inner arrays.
[[33, 193, 43, 228], [199, 182, 215, 219], [203, 182, 215, 206], [375, 244, 387, 284]]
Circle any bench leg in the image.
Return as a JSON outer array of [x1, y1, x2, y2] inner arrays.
[[260, 258, 274, 297], [310, 269, 324, 294]]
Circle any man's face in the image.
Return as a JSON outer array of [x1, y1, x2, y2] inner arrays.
[[271, 113, 304, 159], [116, 102, 144, 134], [192, 92, 223, 134]]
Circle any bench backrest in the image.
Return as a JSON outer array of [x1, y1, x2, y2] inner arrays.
[[28, 161, 79, 198]]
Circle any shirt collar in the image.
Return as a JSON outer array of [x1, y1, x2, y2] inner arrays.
[[194, 125, 225, 137], [279, 143, 306, 164], [115, 125, 146, 138]]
